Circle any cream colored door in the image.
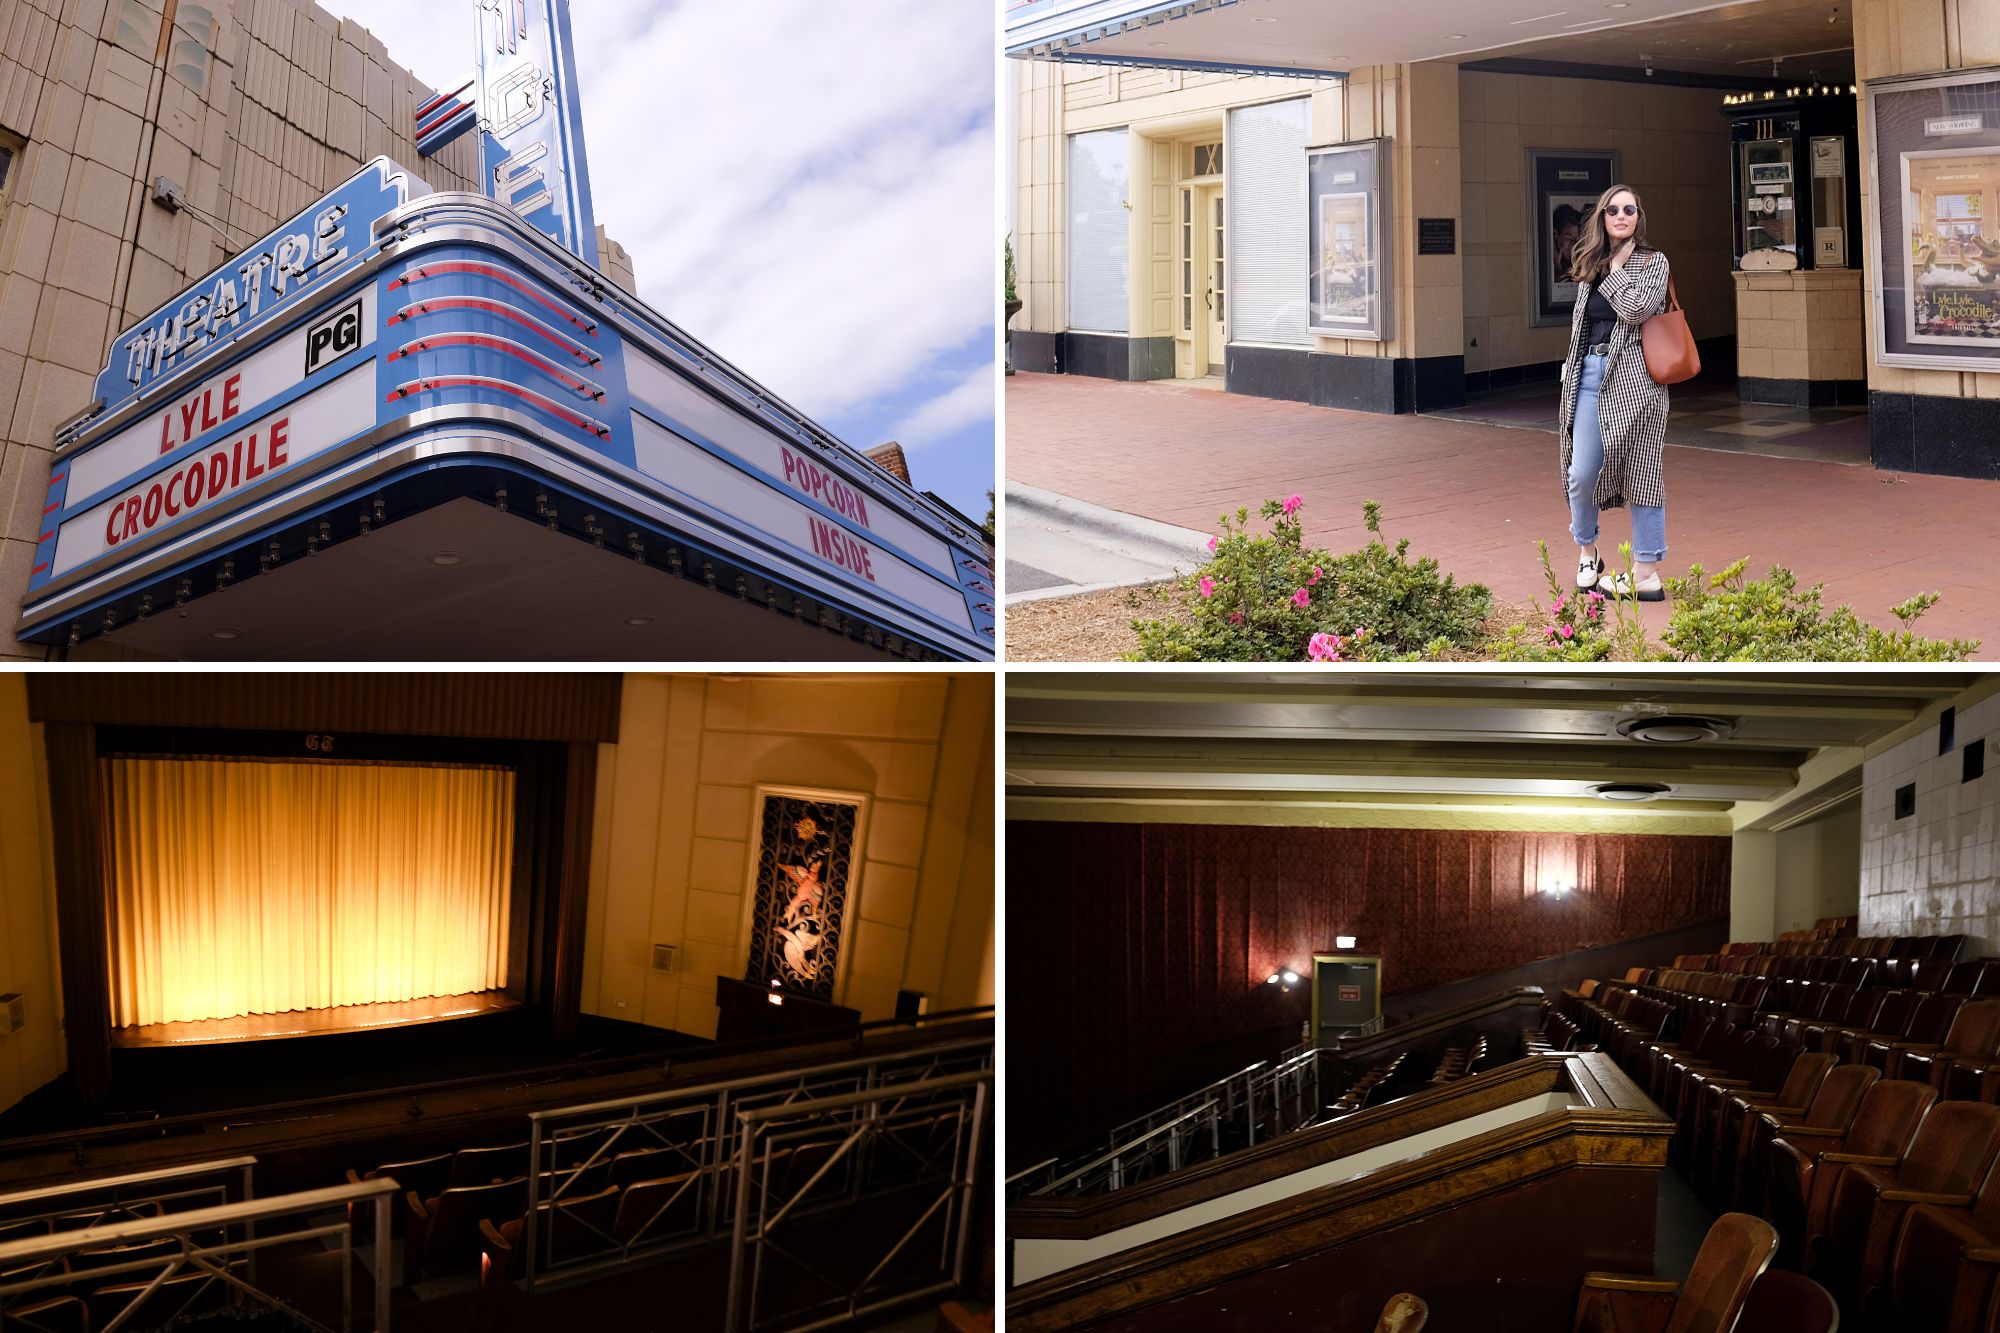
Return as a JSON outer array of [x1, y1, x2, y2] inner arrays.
[[1201, 185, 1226, 375]]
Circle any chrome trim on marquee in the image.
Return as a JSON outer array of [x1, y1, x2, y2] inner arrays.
[[22, 406, 981, 653]]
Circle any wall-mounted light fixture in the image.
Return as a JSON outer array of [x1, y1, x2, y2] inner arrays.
[[1265, 968, 1302, 991]]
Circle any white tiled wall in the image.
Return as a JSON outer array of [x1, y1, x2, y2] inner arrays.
[[1860, 692, 2000, 953]]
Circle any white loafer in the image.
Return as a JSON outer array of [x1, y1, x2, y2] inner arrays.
[[1575, 551, 1603, 591], [1599, 570, 1666, 602]]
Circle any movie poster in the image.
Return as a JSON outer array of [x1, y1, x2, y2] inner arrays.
[[1307, 139, 1391, 340], [1902, 150, 2000, 345], [1544, 193, 1600, 308], [1870, 69, 2000, 370], [1316, 192, 1371, 326], [1528, 150, 1618, 327]]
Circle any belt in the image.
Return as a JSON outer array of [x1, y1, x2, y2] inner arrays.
[[1588, 342, 1612, 356]]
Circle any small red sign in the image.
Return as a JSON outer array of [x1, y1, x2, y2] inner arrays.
[[1338, 985, 1361, 1002]]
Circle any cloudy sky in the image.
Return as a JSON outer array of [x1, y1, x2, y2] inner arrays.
[[315, 0, 997, 524]]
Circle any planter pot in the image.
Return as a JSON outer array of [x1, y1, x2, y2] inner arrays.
[[1004, 299, 1023, 375]]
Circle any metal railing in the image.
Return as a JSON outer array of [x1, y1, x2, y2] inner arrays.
[[1027, 1099, 1219, 1197], [0, 1177, 398, 1333], [723, 1068, 989, 1331], [1105, 1060, 1262, 1149], [520, 1034, 993, 1297]]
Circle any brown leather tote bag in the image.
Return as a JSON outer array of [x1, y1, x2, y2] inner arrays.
[[1641, 274, 1700, 385]]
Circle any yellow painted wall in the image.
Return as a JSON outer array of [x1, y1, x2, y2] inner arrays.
[[1460, 72, 1736, 374], [582, 673, 994, 1038], [0, 674, 64, 1117], [1855, 0, 2000, 406]]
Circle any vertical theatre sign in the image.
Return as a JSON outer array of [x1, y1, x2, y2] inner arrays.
[[745, 791, 863, 1000]]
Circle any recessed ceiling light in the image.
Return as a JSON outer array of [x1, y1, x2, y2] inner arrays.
[[1616, 715, 1735, 744], [1251, 15, 1277, 21], [210, 628, 242, 641], [624, 615, 656, 627], [1589, 782, 1671, 802], [1445, 33, 1467, 39], [428, 551, 466, 567], [1605, 2, 1630, 7]]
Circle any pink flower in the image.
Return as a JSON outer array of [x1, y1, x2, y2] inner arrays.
[[1560, 623, 1575, 639], [1291, 587, 1310, 609], [1229, 612, 1244, 625], [1587, 590, 1605, 602], [1587, 602, 1602, 621], [1552, 595, 1567, 614], [1281, 494, 1303, 516], [1206, 535, 1219, 553], [1546, 627, 1559, 641], [1307, 632, 1344, 662], [1308, 565, 1323, 586], [1199, 576, 1217, 599]]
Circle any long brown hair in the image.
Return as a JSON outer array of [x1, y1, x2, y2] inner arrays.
[[1568, 184, 1649, 285]]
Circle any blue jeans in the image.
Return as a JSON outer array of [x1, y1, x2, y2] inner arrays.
[[1569, 351, 1666, 563]]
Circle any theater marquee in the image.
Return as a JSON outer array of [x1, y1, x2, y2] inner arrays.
[[18, 0, 990, 660]]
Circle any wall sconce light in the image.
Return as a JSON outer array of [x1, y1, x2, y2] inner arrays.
[[1266, 969, 1302, 991], [1547, 882, 1569, 899], [1336, 935, 1357, 950]]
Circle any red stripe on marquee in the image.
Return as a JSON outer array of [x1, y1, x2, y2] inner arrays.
[[415, 81, 473, 119], [38, 530, 55, 543], [391, 261, 599, 335], [387, 376, 611, 440], [390, 297, 600, 366], [388, 334, 603, 398], [42, 500, 60, 515], [46, 472, 64, 487], [30, 563, 48, 575]]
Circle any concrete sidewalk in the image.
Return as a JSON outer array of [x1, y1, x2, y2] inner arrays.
[[1004, 372, 2000, 649], [1004, 481, 1211, 603]]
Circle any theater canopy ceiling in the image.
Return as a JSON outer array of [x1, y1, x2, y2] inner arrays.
[[1006, 672, 1982, 830], [1006, 0, 1855, 85]]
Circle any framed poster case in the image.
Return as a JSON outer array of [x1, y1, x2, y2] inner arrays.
[[1868, 67, 2000, 371], [1527, 149, 1620, 327], [1312, 952, 1383, 1041], [1307, 138, 1392, 340]]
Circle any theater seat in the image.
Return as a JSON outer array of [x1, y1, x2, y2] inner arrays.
[[478, 1183, 619, 1283], [446, 1141, 530, 1190], [612, 1170, 704, 1250], [1890, 1162, 2000, 1333], [1823, 1100, 2000, 1300], [1571, 1212, 1776, 1333], [1708, 1051, 1836, 1204], [1739, 1269, 1838, 1333], [1896, 998, 2000, 1089], [406, 1176, 527, 1281], [346, 1150, 452, 1242], [1768, 1076, 1936, 1269]]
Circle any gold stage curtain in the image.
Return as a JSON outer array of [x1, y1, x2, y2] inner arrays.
[[103, 758, 515, 1028]]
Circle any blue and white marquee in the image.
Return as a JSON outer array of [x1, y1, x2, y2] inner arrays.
[[18, 0, 992, 659]]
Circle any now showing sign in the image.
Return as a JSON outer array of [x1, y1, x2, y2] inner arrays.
[[53, 366, 377, 577]]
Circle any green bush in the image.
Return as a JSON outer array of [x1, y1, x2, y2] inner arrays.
[[1495, 541, 1657, 662], [1130, 498, 1491, 661], [1661, 560, 1979, 661]]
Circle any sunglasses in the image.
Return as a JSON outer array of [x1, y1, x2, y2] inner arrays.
[[1603, 204, 1640, 217]]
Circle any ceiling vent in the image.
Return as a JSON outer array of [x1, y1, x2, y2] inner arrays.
[[1616, 715, 1734, 744], [650, 944, 678, 974], [1588, 782, 1672, 802]]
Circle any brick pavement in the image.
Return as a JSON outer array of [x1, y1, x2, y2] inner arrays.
[[1004, 372, 2000, 650]]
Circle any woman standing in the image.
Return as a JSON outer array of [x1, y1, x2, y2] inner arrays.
[[1561, 184, 1673, 601]]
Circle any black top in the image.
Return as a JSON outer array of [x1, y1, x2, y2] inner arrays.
[[1584, 284, 1618, 349]]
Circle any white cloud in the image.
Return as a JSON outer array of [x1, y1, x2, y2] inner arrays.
[[316, 0, 995, 437], [889, 362, 996, 448]]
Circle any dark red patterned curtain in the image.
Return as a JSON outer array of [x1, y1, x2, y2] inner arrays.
[[1007, 821, 1730, 1136]]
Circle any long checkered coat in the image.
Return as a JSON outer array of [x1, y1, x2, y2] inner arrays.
[[1558, 249, 1672, 510]]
